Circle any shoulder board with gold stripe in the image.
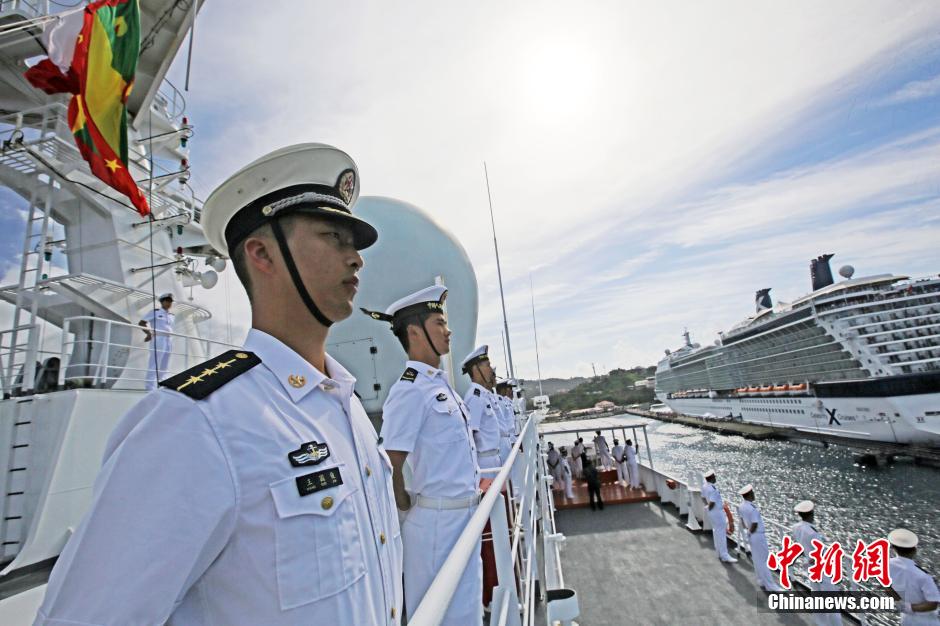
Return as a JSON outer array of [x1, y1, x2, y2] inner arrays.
[[160, 350, 261, 400], [400, 367, 418, 383]]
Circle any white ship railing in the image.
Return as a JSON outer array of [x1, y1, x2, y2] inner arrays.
[[58, 316, 240, 390], [409, 412, 578, 626]]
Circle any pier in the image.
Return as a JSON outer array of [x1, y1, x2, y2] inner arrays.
[[625, 409, 780, 439]]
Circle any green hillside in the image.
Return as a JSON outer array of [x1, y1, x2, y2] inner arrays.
[[524, 366, 656, 411]]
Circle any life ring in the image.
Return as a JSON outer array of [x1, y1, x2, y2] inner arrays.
[[665, 479, 678, 490], [723, 502, 735, 535]]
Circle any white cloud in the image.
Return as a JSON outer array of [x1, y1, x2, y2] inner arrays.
[[876, 73, 940, 106]]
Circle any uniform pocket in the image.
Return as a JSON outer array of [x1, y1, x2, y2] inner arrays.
[[269, 464, 366, 609], [428, 401, 468, 443]]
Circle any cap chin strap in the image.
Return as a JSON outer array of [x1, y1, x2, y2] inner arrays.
[[420, 317, 441, 358], [270, 219, 334, 328]]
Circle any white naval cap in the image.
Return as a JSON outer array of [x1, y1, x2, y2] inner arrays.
[[158, 292, 173, 301], [888, 528, 919, 549], [738, 484, 753, 496], [461, 345, 490, 373], [703, 469, 716, 479], [200, 143, 377, 257], [794, 500, 815, 514], [361, 284, 447, 326]]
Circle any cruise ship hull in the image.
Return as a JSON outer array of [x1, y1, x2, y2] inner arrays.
[[655, 389, 940, 446]]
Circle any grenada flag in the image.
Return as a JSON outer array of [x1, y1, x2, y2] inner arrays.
[[25, 0, 150, 216]]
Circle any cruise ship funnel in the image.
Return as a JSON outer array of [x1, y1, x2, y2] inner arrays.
[[755, 288, 772, 312], [811, 254, 835, 291]]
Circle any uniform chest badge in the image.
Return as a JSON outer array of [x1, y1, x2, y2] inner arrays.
[[473, 388, 481, 396], [436, 393, 447, 401], [287, 441, 331, 467]]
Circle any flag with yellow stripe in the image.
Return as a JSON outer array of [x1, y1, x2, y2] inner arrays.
[[26, 0, 149, 216]]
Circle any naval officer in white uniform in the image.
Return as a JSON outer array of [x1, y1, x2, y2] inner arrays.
[[611, 439, 627, 485], [462, 346, 503, 470], [593, 430, 613, 469], [34, 144, 403, 626], [625, 438, 641, 489], [365, 284, 482, 626], [887, 528, 940, 625], [139, 292, 175, 390], [790, 500, 840, 626], [737, 484, 783, 591], [702, 469, 737, 563], [494, 380, 515, 465]]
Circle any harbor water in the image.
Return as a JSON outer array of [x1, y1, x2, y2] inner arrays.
[[544, 414, 940, 577]]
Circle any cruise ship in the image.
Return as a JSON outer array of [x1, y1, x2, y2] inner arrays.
[[655, 255, 940, 446]]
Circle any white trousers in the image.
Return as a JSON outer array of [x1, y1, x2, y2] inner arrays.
[[144, 338, 172, 391], [615, 461, 627, 483], [748, 532, 780, 591], [709, 510, 732, 560], [628, 460, 640, 488], [402, 505, 482, 626], [807, 576, 842, 626], [598, 450, 613, 469], [570, 457, 582, 479], [563, 473, 574, 499], [498, 436, 512, 469]]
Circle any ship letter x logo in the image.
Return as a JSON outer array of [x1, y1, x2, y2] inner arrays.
[[825, 408, 841, 426]]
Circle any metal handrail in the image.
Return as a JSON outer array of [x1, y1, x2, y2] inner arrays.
[[59, 316, 240, 389], [409, 414, 543, 626]]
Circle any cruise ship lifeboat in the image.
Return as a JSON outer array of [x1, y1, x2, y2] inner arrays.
[[789, 382, 808, 394], [758, 385, 774, 394], [773, 384, 789, 395], [746, 386, 760, 394], [735, 387, 748, 395]]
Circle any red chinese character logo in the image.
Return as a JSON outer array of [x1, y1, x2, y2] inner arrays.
[[851, 538, 892, 587], [808, 539, 844, 584], [767, 535, 804, 589]]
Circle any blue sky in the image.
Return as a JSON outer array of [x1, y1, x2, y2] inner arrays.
[[3, 0, 940, 379]]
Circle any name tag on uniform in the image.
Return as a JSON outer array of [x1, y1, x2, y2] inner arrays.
[[287, 441, 330, 467], [436, 393, 447, 401], [296, 467, 343, 497]]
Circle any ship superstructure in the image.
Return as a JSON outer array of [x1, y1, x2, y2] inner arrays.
[[655, 256, 940, 445]]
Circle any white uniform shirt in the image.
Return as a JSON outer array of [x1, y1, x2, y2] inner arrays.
[[702, 481, 723, 515], [890, 557, 940, 617], [35, 329, 403, 626], [626, 446, 638, 463], [738, 500, 766, 535], [497, 396, 514, 436], [381, 361, 478, 499], [594, 435, 610, 454], [464, 383, 501, 453], [612, 444, 624, 463], [143, 307, 175, 335], [790, 520, 826, 553]]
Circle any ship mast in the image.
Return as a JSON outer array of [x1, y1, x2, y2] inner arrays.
[[484, 162, 515, 379]]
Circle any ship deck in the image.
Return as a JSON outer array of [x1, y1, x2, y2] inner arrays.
[[554, 500, 830, 625]]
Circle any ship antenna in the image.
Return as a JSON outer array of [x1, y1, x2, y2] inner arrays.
[[683, 327, 692, 347], [530, 273, 544, 397], [484, 162, 515, 378]]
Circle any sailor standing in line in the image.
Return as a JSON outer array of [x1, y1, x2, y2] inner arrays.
[[790, 500, 840, 626], [139, 292, 175, 390], [546, 442, 562, 488], [364, 284, 482, 626], [625, 439, 641, 489], [494, 380, 515, 466], [570, 438, 584, 479], [887, 528, 940, 625], [593, 430, 613, 469], [611, 439, 627, 485], [702, 470, 738, 563], [35, 144, 403, 625], [559, 447, 575, 499], [462, 346, 503, 470], [737, 485, 783, 591]]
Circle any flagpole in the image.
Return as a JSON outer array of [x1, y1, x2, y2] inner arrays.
[[484, 161, 515, 379], [530, 274, 543, 397]]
